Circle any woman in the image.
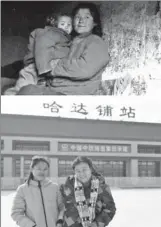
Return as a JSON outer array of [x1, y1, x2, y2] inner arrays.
[[59, 156, 116, 227], [17, 2, 109, 95], [11, 156, 64, 227]]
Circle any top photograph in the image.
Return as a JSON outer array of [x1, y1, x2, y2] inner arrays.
[[1, 1, 161, 96]]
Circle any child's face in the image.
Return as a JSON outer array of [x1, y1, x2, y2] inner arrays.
[[57, 16, 73, 35]]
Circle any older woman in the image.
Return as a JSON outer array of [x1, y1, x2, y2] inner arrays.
[[17, 2, 109, 95], [59, 156, 116, 227]]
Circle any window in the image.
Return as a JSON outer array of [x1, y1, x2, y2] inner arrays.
[[58, 159, 126, 177], [138, 161, 160, 177], [14, 157, 21, 177], [138, 145, 161, 154], [93, 160, 126, 177], [1, 157, 4, 177], [12, 140, 50, 151], [24, 158, 31, 178], [58, 160, 74, 177], [58, 142, 130, 153], [1, 140, 4, 150]]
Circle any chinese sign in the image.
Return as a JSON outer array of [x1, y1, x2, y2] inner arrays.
[[58, 142, 130, 153], [1, 96, 161, 123], [43, 101, 136, 119]]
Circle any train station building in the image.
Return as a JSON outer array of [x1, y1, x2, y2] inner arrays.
[[1, 114, 161, 189]]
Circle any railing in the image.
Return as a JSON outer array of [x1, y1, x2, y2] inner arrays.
[[1, 177, 161, 190], [103, 177, 161, 188]]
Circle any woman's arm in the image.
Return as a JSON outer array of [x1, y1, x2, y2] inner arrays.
[[95, 183, 116, 227], [57, 185, 65, 219], [52, 36, 109, 81], [11, 185, 36, 227]]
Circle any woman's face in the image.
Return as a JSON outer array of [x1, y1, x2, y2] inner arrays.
[[32, 161, 49, 181], [75, 162, 92, 184], [74, 8, 96, 34]]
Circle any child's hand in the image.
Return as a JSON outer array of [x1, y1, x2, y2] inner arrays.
[[56, 223, 63, 227], [56, 219, 64, 227]]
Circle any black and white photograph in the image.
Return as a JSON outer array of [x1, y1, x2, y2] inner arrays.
[[1, 1, 161, 95], [1, 1, 161, 227]]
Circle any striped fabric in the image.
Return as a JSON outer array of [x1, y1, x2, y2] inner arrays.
[[74, 176, 99, 227]]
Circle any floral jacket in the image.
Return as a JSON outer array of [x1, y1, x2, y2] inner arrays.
[[60, 174, 116, 227]]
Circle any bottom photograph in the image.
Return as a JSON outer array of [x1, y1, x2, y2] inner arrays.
[[1, 113, 161, 227]]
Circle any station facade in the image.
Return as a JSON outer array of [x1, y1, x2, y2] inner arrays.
[[1, 114, 161, 189]]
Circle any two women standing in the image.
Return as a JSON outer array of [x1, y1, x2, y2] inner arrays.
[[11, 156, 116, 227]]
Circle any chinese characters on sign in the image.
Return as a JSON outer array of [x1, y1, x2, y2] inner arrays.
[[120, 107, 135, 118], [96, 105, 113, 116], [43, 101, 136, 119], [43, 101, 63, 113], [58, 142, 130, 153], [71, 103, 88, 115]]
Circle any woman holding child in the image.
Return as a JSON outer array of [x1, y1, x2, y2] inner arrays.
[[16, 2, 109, 95]]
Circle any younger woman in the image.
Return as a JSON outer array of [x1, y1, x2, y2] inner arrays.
[[11, 156, 65, 227]]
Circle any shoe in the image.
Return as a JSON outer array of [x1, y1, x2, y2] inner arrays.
[[37, 78, 46, 86], [3, 87, 19, 95]]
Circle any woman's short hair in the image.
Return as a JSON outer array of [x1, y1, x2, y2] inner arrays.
[[72, 156, 94, 170], [26, 156, 49, 185], [72, 2, 103, 37]]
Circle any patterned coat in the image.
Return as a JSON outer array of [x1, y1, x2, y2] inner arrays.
[[60, 174, 116, 227]]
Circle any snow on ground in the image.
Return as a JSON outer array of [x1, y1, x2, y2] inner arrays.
[[1, 189, 161, 227]]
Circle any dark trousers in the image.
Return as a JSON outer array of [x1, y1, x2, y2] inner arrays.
[[17, 84, 65, 95]]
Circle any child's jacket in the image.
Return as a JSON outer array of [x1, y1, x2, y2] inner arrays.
[[24, 26, 71, 75]]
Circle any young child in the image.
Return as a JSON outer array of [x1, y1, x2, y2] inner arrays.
[[4, 12, 73, 95]]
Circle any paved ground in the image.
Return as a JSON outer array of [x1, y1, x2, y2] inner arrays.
[[1, 189, 161, 227]]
